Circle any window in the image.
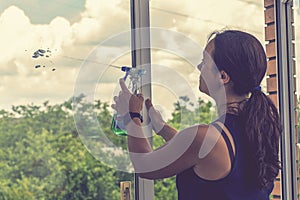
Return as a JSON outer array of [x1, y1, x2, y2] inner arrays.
[[1, 0, 298, 199], [0, 1, 135, 199]]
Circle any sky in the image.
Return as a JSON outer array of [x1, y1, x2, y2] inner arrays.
[[0, 0, 85, 24], [0, 0, 299, 120]]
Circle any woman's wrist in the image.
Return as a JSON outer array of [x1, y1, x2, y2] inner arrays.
[[156, 123, 167, 136], [124, 112, 143, 127], [129, 112, 143, 123], [155, 121, 166, 135]]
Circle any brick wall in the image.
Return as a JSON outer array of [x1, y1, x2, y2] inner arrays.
[[264, 1, 280, 198]]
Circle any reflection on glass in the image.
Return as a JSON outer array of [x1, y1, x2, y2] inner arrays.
[[0, 0, 135, 199]]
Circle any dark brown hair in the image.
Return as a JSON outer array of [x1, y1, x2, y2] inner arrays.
[[209, 30, 281, 189]]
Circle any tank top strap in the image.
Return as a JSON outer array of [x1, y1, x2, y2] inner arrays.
[[211, 122, 235, 164]]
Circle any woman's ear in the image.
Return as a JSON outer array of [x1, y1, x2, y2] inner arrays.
[[220, 70, 230, 84]]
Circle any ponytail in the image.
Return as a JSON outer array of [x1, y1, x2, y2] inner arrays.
[[240, 90, 281, 189]]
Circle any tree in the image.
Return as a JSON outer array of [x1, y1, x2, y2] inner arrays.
[[0, 96, 215, 199], [0, 98, 133, 200]]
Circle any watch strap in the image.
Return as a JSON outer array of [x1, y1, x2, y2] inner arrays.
[[123, 112, 143, 126], [129, 112, 143, 123]]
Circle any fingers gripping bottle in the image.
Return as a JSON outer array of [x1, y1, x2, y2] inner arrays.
[[111, 66, 146, 136], [111, 113, 127, 135]]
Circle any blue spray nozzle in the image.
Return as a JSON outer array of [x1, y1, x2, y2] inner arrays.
[[121, 66, 131, 80], [121, 66, 131, 72]]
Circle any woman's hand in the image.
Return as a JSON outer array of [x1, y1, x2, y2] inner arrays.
[[145, 99, 166, 134], [111, 78, 144, 115]]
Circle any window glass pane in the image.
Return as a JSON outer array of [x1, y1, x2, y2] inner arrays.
[[0, 1, 134, 199], [149, 0, 265, 199], [150, 0, 266, 123]]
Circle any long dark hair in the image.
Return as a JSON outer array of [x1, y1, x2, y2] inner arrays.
[[209, 30, 281, 189]]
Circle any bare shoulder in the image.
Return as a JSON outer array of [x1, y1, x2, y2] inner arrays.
[[185, 124, 220, 149], [192, 123, 236, 180], [170, 124, 216, 158]]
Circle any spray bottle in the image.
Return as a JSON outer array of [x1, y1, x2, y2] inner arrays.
[[111, 66, 146, 136]]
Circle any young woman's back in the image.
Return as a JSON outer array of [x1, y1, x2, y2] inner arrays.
[[176, 113, 274, 200]]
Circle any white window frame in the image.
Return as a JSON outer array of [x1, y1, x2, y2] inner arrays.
[[275, 0, 298, 199], [130, 0, 154, 199]]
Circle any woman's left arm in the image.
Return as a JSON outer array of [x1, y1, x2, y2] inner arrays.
[[112, 78, 211, 179]]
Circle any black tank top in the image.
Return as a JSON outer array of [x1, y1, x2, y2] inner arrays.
[[176, 113, 274, 200]]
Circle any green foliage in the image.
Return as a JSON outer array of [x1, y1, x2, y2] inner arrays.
[[168, 97, 217, 130], [0, 98, 133, 200], [0, 95, 215, 199]]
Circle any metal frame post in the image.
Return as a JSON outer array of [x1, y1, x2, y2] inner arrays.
[[275, 0, 298, 199], [130, 0, 154, 199]]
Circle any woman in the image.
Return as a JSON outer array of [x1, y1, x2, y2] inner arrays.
[[112, 30, 281, 200]]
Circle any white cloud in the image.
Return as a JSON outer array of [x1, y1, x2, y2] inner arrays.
[[50, 17, 74, 47], [0, 0, 299, 114], [0, 0, 131, 110], [153, 0, 265, 44], [0, 6, 31, 62], [72, 0, 130, 43], [0, 5, 77, 109]]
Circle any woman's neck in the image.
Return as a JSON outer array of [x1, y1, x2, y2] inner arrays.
[[216, 94, 248, 116]]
